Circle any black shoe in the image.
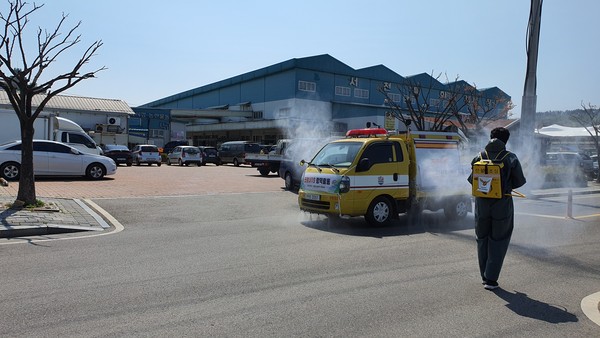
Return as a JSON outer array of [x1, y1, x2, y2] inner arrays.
[[484, 280, 499, 290]]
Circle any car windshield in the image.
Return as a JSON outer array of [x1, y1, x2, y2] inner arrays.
[[106, 145, 129, 151], [311, 142, 362, 167], [245, 144, 261, 153]]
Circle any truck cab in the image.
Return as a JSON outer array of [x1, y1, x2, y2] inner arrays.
[[298, 128, 471, 226]]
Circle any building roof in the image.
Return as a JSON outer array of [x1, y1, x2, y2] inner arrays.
[[0, 91, 134, 115], [535, 124, 598, 137]]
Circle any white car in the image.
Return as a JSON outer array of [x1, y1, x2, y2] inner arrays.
[[0, 140, 117, 180], [166, 146, 203, 166]]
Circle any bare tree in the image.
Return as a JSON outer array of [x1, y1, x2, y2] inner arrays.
[[0, 0, 105, 206], [379, 73, 513, 141], [570, 102, 600, 182]]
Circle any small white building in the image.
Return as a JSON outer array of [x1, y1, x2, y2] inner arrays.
[[0, 91, 134, 146]]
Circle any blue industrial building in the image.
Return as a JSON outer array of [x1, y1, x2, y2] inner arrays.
[[139, 54, 510, 146]]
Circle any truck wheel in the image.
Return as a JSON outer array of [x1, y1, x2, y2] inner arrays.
[[284, 172, 295, 191], [1, 162, 20, 180], [258, 168, 270, 176], [233, 158, 240, 167], [86, 163, 105, 180], [444, 198, 470, 219], [365, 196, 393, 226]]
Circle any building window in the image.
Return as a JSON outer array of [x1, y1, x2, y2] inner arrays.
[[129, 117, 142, 127], [253, 111, 263, 119], [298, 81, 316, 92], [354, 88, 369, 99], [149, 129, 165, 138], [335, 86, 351, 97], [278, 108, 290, 118], [388, 93, 401, 103]]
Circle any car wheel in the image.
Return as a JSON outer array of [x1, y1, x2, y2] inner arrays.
[[166, 158, 171, 166], [135, 158, 141, 166], [157, 162, 161, 167], [86, 163, 105, 180], [365, 196, 394, 227], [1, 162, 20, 180], [178, 159, 183, 166], [284, 172, 294, 191], [444, 198, 470, 219], [258, 168, 270, 176], [126, 161, 132, 167], [233, 158, 239, 167]]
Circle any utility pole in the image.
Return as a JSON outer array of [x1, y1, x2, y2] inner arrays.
[[520, 0, 543, 159]]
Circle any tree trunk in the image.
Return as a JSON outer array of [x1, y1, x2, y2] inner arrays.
[[16, 119, 36, 205]]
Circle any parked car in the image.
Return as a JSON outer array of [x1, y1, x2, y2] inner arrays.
[[101, 144, 132, 166], [218, 141, 261, 166], [0, 140, 116, 180], [198, 146, 220, 165], [131, 144, 162, 166], [591, 154, 598, 178], [544, 152, 594, 179], [166, 146, 202, 166], [162, 140, 189, 155]]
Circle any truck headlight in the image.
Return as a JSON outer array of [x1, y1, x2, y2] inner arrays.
[[338, 176, 350, 193]]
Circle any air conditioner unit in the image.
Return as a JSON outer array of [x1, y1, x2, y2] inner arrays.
[[107, 117, 121, 125]]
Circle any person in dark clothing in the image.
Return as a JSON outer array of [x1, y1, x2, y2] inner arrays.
[[468, 127, 526, 290]]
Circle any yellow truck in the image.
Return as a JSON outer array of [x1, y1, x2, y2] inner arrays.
[[298, 128, 472, 226]]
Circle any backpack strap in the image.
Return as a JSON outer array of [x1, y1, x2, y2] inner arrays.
[[494, 150, 510, 162]]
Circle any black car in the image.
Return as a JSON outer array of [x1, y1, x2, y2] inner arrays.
[[198, 146, 220, 165], [162, 140, 189, 155], [102, 144, 133, 166]]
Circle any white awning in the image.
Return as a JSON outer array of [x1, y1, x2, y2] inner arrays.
[[535, 124, 597, 137]]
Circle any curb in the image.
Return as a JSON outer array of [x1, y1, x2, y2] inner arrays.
[[0, 224, 103, 238], [0, 198, 109, 239]]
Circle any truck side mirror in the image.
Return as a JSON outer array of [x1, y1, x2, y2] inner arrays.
[[356, 158, 370, 172]]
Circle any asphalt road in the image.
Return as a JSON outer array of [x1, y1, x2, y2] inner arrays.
[[1, 166, 599, 336]]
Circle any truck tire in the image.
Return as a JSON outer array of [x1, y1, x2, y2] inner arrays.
[[444, 198, 470, 219], [365, 196, 394, 226], [1, 162, 20, 180], [258, 168, 270, 176], [86, 163, 105, 180], [284, 172, 295, 191]]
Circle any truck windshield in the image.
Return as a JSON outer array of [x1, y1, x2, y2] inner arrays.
[[311, 142, 362, 167]]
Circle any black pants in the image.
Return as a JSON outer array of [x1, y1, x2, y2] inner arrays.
[[475, 197, 514, 282]]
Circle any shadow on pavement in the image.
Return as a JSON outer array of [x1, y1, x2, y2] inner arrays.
[[301, 212, 475, 238], [494, 289, 578, 324]]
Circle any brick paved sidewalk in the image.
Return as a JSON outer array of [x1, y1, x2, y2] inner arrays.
[[0, 198, 108, 238]]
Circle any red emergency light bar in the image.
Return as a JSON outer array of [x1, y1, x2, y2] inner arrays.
[[346, 128, 388, 137]]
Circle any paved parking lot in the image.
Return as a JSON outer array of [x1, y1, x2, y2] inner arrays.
[[0, 164, 285, 199]]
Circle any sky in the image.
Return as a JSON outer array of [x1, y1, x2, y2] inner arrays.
[[8, 0, 600, 117]]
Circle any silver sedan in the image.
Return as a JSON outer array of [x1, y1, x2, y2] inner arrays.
[[0, 140, 117, 180]]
